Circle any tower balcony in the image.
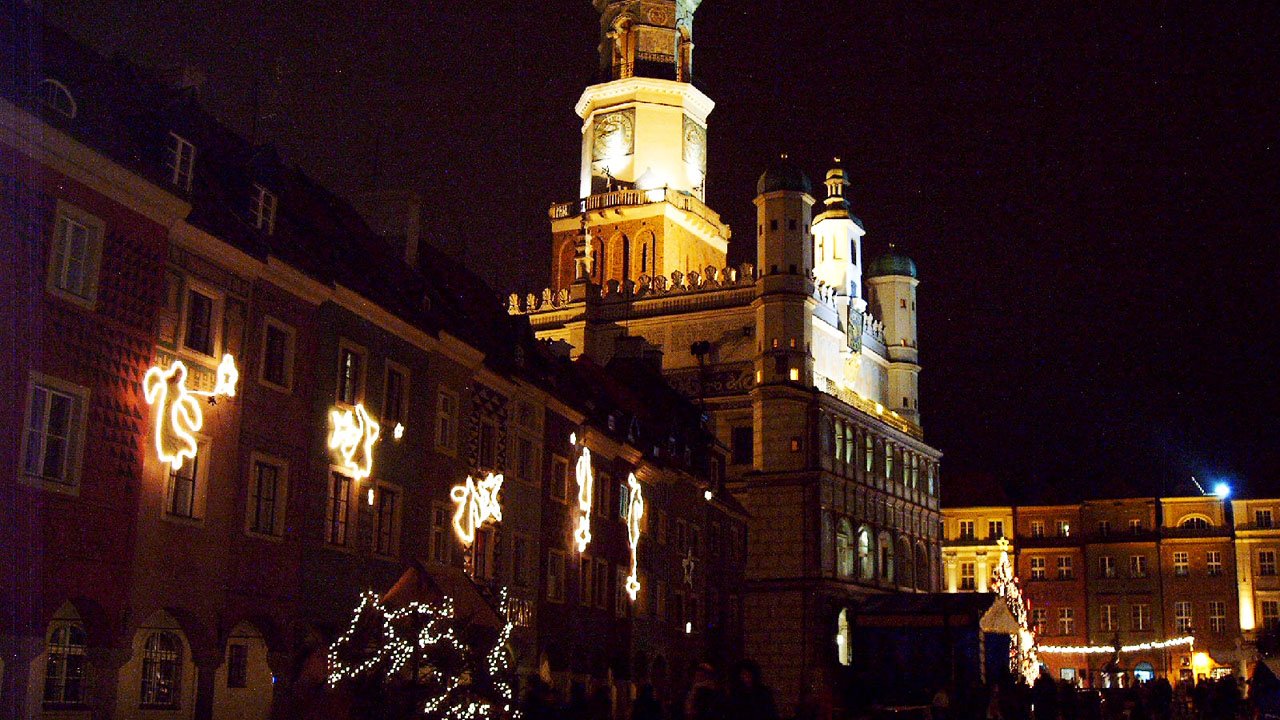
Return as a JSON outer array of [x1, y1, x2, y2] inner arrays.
[[549, 187, 730, 238]]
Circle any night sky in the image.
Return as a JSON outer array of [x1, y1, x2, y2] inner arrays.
[[41, 1, 1279, 501]]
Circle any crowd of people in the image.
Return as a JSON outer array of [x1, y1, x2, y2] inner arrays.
[[520, 659, 779, 720]]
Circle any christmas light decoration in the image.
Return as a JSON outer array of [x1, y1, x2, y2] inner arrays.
[[142, 354, 240, 471], [328, 403, 380, 481], [991, 538, 1040, 684], [571, 433, 593, 553], [1038, 636, 1194, 655], [327, 586, 520, 719], [450, 473, 504, 546], [393, 422, 405, 440], [624, 472, 644, 600]]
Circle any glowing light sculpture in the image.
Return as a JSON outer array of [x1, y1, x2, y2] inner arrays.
[[991, 537, 1040, 684], [142, 354, 240, 471], [328, 404, 380, 481], [624, 472, 644, 600], [450, 473, 504, 546], [572, 434, 594, 553]]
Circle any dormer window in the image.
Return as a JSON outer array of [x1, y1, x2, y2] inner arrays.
[[165, 132, 196, 191], [251, 184, 277, 234], [36, 78, 76, 119]]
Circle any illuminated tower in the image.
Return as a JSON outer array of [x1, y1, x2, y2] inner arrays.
[[549, 0, 729, 292], [866, 247, 921, 424], [810, 161, 866, 305]]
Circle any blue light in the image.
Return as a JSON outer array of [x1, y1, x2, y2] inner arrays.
[[1212, 482, 1231, 499]]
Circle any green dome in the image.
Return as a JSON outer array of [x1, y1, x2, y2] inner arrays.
[[867, 250, 918, 279], [757, 155, 812, 195]]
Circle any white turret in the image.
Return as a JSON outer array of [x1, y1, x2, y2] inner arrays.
[[866, 246, 921, 425], [811, 161, 866, 308]]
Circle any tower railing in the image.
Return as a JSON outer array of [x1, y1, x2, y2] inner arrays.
[[549, 187, 728, 236]]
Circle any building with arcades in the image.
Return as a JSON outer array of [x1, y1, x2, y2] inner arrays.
[[4, 6, 746, 719], [509, 0, 943, 714]]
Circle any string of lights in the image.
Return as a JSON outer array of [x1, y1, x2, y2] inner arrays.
[[1038, 636, 1195, 655]]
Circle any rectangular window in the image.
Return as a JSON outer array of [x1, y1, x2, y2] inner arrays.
[[226, 644, 248, 688], [1100, 556, 1116, 578], [550, 455, 569, 502], [547, 550, 566, 602], [579, 556, 593, 607], [1130, 554, 1148, 578], [473, 527, 494, 580], [594, 473, 611, 519], [960, 562, 976, 590], [430, 504, 449, 564], [595, 558, 609, 609], [47, 202, 103, 305], [1057, 520, 1071, 537], [383, 363, 408, 425], [864, 434, 874, 473], [988, 520, 1004, 540], [1264, 601, 1280, 631], [1260, 550, 1277, 576], [1258, 509, 1274, 529], [884, 443, 893, 479], [1057, 556, 1073, 580], [251, 183, 277, 234], [958, 520, 975, 540], [166, 132, 196, 190], [515, 436, 536, 482], [1175, 600, 1193, 633], [336, 343, 364, 405], [657, 580, 668, 621], [1209, 601, 1226, 633], [1058, 608, 1075, 635], [1206, 551, 1222, 576], [374, 485, 399, 556], [167, 455, 199, 519], [1031, 520, 1045, 538], [325, 472, 352, 546], [1129, 518, 1143, 534], [615, 566, 629, 618], [1131, 603, 1150, 631], [512, 534, 530, 587], [435, 389, 458, 452], [21, 376, 86, 488], [259, 318, 295, 390], [1097, 520, 1111, 537], [183, 288, 215, 357], [1100, 604, 1117, 632], [478, 419, 497, 470], [1031, 608, 1047, 634], [248, 459, 284, 536], [731, 426, 753, 465], [1030, 557, 1046, 580], [617, 481, 630, 520], [1173, 551, 1189, 577]]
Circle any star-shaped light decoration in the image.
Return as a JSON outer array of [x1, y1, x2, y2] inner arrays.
[[328, 404, 381, 482]]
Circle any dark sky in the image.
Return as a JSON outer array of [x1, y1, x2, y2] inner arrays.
[[42, 1, 1280, 501]]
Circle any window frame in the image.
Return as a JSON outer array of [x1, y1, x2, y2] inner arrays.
[[20, 372, 89, 494], [226, 643, 249, 688], [250, 183, 278, 234], [429, 502, 450, 564], [1260, 550, 1277, 577], [335, 339, 367, 407], [1029, 556, 1046, 580], [547, 549, 567, 603], [324, 469, 355, 548], [372, 480, 402, 557], [382, 360, 410, 427], [435, 388, 459, 455], [258, 316, 296, 393], [1172, 551, 1189, 577], [165, 132, 196, 191], [42, 622, 88, 707], [1206, 550, 1223, 576], [1131, 603, 1150, 632], [163, 437, 209, 523], [177, 276, 224, 361], [246, 453, 288, 539], [139, 631, 183, 709], [1174, 600, 1193, 633], [37, 78, 78, 118], [45, 200, 104, 309], [550, 454, 569, 502]]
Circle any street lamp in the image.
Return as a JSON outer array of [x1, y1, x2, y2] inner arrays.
[[1212, 482, 1231, 499]]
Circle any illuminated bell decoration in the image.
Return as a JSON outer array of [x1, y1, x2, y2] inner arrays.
[[625, 472, 644, 600], [142, 354, 240, 471], [328, 404, 380, 482], [450, 473, 504, 546], [572, 434, 594, 553]]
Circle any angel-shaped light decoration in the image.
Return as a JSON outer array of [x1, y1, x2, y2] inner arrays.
[[571, 433, 594, 552], [624, 472, 644, 600], [328, 404, 380, 482], [142, 354, 240, 471], [449, 473, 504, 546]]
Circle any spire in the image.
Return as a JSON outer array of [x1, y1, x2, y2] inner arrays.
[[593, 0, 701, 82], [819, 158, 852, 218]]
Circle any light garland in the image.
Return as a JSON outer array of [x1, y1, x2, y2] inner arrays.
[[1039, 636, 1195, 655], [142, 354, 239, 471], [327, 585, 520, 719], [571, 433, 593, 553], [991, 538, 1040, 684], [624, 472, 644, 600], [450, 473, 504, 546], [328, 403, 380, 481]]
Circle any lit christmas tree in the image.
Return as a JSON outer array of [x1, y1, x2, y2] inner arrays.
[[327, 587, 520, 719], [991, 537, 1040, 684]]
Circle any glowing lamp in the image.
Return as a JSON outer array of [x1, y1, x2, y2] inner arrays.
[[328, 404, 380, 481], [703, 489, 713, 501], [1192, 652, 1211, 676], [142, 354, 240, 471], [393, 423, 405, 440], [1213, 482, 1231, 499]]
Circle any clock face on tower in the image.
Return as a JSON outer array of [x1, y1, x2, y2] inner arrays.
[[682, 114, 706, 171], [592, 110, 635, 162]]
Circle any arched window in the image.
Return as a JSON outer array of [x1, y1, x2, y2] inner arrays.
[[37, 78, 77, 118], [836, 608, 851, 666], [43, 623, 88, 706], [915, 543, 930, 591], [836, 519, 854, 578], [1180, 516, 1211, 530], [897, 536, 913, 589], [1134, 661, 1155, 683], [878, 531, 894, 583], [140, 632, 182, 708], [857, 526, 873, 581]]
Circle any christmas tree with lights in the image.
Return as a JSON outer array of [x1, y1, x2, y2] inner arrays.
[[327, 586, 519, 720], [991, 537, 1040, 684]]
